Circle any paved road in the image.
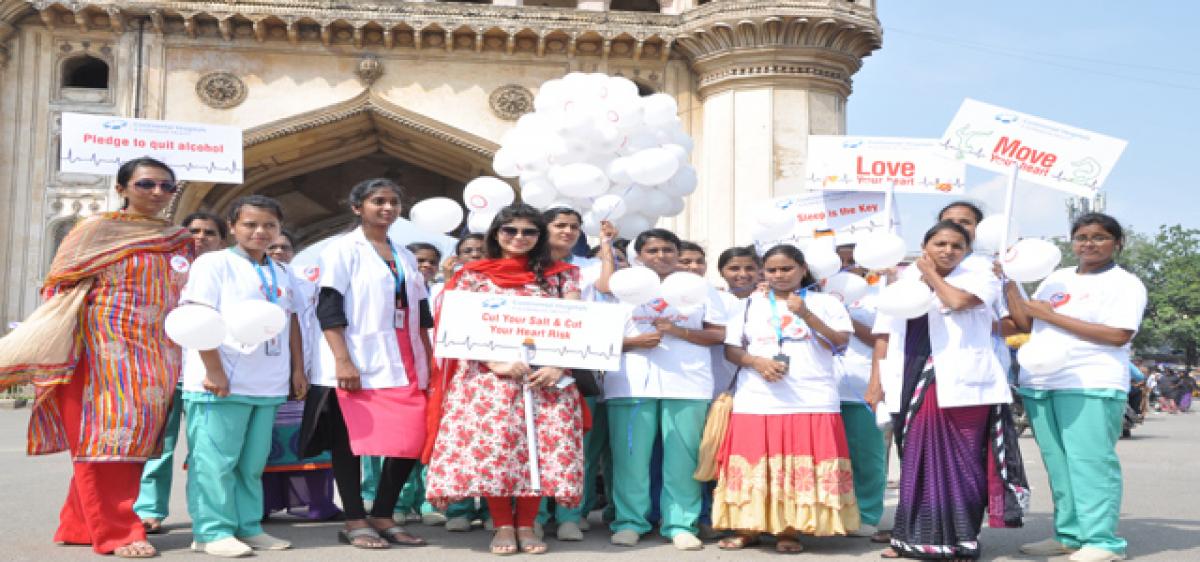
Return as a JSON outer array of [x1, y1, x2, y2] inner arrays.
[[2, 406, 1198, 560]]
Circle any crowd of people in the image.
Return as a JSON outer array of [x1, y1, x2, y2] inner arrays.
[[0, 156, 1149, 562]]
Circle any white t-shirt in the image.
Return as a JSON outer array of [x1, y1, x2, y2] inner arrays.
[[711, 290, 743, 398], [1020, 265, 1147, 392], [837, 292, 877, 404], [570, 255, 603, 303], [181, 249, 299, 398], [725, 292, 851, 414], [604, 286, 728, 400]]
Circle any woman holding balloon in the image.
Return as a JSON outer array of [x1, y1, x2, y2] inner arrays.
[[1008, 213, 1145, 562], [299, 178, 432, 549], [713, 244, 859, 552], [604, 228, 727, 551], [865, 221, 1027, 561]]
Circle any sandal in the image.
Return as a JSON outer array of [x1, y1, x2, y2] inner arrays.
[[880, 546, 902, 559], [338, 527, 389, 549], [373, 525, 427, 546], [871, 529, 893, 544], [490, 526, 518, 556], [113, 540, 157, 558], [718, 533, 760, 550], [141, 518, 163, 535], [776, 538, 805, 553], [517, 527, 548, 554]]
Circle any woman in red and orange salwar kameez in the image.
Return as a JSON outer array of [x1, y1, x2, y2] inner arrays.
[[0, 157, 191, 558]]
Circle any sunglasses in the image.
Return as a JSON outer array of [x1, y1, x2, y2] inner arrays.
[[498, 226, 540, 238], [131, 179, 179, 193]]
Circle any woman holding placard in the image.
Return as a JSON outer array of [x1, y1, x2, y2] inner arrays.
[[180, 195, 306, 557], [1006, 213, 1145, 562], [299, 178, 432, 550], [865, 221, 1027, 561], [0, 158, 191, 557], [604, 229, 728, 551], [713, 244, 858, 553], [423, 203, 585, 556]]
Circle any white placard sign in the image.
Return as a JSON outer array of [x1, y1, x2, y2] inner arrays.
[[806, 136, 966, 194], [937, 99, 1127, 195], [753, 191, 895, 253], [435, 291, 626, 371], [60, 112, 244, 183]]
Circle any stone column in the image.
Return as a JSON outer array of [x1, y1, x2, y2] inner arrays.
[[674, 5, 881, 254]]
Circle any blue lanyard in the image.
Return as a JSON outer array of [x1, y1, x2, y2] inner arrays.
[[232, 248, 278, 304], [381, 238, 405, 297], [768, 289, 805, 347]]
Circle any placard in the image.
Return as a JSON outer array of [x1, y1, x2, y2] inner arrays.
[[937, 99, 1127, 195], [753, 191, 896, 253], [60, 112, 244, 183], [434, 292, 626, 371], [806, 136, 965, 194]]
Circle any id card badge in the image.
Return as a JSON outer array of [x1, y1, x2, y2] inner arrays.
[[264, 336, 282, 357], [772, 353, 790, 370], [393, 308, 407, 329]]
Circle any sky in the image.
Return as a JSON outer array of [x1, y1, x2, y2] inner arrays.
[[847, 1, 1199, 244]]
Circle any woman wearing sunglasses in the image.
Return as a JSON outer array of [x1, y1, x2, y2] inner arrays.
[[0, 157, 192, 557], [423, 204, 586, 556]]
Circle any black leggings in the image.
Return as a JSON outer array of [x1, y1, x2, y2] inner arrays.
[[325, 391, 417, 521]]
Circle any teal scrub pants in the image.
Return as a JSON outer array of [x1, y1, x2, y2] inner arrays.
[[133, 386, 184, 520], [606, 398, 708, 539], [184, 398, 280, 543], [1023, 389, 1127, 557], [396, 465, 427, 514], [538, 397, 609, 525], [841, 402, 887, 526], [361, 456, 383, 502]]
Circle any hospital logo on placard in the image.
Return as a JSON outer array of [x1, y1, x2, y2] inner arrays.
[[169, 255, 190, 273], [1049, 292, 1070, 308]]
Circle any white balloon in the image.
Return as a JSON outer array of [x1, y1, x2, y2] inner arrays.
[[608, 266, 662, 306], [165, 304, 226, 350], [975, 214, 1020, 254], [853, 232, 907, 270], [492, 147, 519, 178], [755, 201, 796, 231], [409, 197, 464, 233], [520, 179, 559, 209], [581, 211, 602, 237], [1017, 336, 1070, 375], [463, 177, 515, 213], [617, 213, 654, 238], [804, 245, 843, 280], [628, 148, 680, 185], [639, 189, 673, 217], [660, 164, 698, 197], [662, 195, 686, 217], [876, 279, 935, 319], [660, 272, 709, 312], [544, 199, 576, 212], [592, 194, 629, 221], [550, 163, 609, 198], [823, 272, 868, 305], [606, 157, 635, 185], [643, 93, 679, 126], [1002, 238, 1062, 283], [605, 76, 640, 102], [223, 300, 287, 346], [620, 130, 660, 155], [533, 78, 566, 113], [661, 143, 690, 165], [468, 210, 497, 234]]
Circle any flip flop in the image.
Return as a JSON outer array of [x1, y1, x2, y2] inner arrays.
[[871, 529, 893, 544], [337, 527, 388, 549], [141, 519, 163, 535], [375, 526, 427, 546], [718, 534, 761, 550], [517, 527, 547, 555], [491, 527, 518, 556], [113, 540, 157, 558], [776, 538, 805, 554]]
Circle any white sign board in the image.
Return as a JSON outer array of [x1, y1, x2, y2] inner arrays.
[[434, 292, 626, 371], [937, 99, 1127, 196], [753, 191, 895, 253], [807, 136, 966, 194], [60, 113, 244, 183]]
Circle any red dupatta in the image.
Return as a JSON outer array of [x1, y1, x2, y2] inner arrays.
[[420, 257, 589, 463]]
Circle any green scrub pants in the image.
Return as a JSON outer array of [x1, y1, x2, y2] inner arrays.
[[539, 397, 609, 525], [184, 397, 280, 543], [840, 402, 887, 526], [606, 398, 708, 539], [133, 386, 183, 520], [1022, 389, 1127, 557]]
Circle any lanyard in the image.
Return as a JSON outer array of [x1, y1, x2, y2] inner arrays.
[[379, 238, 405, 297], [767, 288, 805, 348], [232, 248, 278, 304]]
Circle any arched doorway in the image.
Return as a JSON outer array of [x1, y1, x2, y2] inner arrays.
[[175, 91, 500, 246]]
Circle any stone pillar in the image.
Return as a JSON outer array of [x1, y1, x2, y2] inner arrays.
[[675, 7, 881, 253]]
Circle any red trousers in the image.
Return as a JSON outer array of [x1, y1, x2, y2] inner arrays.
[[485, 496, 543, 528], [52, 364, 147, 554]]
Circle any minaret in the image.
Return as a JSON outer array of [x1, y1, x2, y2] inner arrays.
[[672, 0, 882, 253]]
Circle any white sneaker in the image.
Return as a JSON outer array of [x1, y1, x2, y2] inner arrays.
[[847, 523, 878, 538], [191, 537, 252, 558], [1021, 538, 1079, 556], [445, 517, 472, 532], [421, 512, 447, 526], [672, 532, 704, 551], [611, 529, 640, 546], [238, 533, 291, 551], [1069, 546, 1126, 562], [557, 521, 584, 541]]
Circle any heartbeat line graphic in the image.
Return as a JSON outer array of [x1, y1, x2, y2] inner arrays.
[[61, 150, 242, 174], [806, 173, 965, 189], [436, 333, 622, 361]]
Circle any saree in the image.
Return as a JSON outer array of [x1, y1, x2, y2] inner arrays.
[[0, 212, 191, 459]]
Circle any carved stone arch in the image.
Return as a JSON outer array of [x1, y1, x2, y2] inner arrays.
[[174, 91, 499, 244]]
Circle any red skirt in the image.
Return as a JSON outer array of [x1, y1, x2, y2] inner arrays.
[[336, 327, 427, 458], [712, 412, 860, 536]]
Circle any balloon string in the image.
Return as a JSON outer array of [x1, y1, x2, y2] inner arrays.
[[600, 184, 636, 221]]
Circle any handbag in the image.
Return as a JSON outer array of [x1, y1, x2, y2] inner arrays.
[[693, 298, 751, 481]]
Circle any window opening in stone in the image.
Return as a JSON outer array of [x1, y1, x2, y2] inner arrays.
[[63, 56, 109, 89], [611, 0, 660, 12]]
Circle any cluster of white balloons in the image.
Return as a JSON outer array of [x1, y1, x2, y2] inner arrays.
[[607, 268, 709, 311], [492, 72, 697, 237], [164, 301, 287, 351], [974, 214, 1062, 282]]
